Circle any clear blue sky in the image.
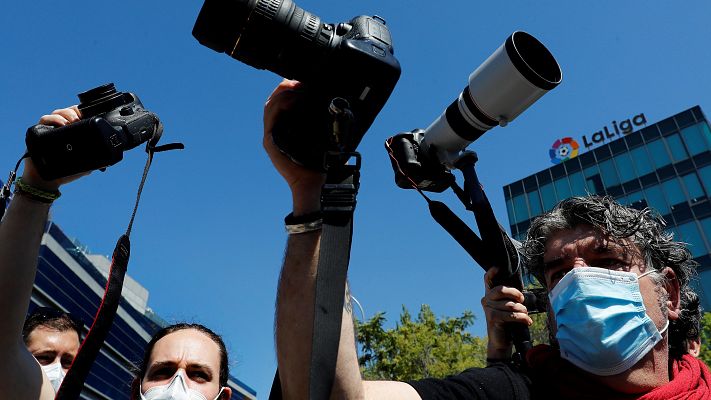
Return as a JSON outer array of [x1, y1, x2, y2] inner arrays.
[[3, 1, 711, 397]]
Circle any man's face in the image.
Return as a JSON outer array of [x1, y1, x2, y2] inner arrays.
[[141, 329, 230, 399], [26, 326, 81, 373], [542, 225, 669, 335]]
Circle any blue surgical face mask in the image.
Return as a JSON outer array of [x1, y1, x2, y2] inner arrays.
[[548, 266, 669, 376]]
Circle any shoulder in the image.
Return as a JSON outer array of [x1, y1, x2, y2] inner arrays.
[[407, 364, 532, 400]]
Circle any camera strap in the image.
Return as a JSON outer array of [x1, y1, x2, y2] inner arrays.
[[386, 144, 532, 366], [55, 140, 183, 400], [269, 154, 361, 400], [0, 153, 28, 222]]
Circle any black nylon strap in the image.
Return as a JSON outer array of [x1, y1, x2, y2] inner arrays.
[[310, 159, 359, 400], [269, 157, 360, 400]]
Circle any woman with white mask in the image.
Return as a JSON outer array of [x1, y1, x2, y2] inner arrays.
[[131, 323, 232, 400]]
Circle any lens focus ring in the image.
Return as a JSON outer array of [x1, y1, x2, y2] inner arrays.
[[255, 0, 280, 20]]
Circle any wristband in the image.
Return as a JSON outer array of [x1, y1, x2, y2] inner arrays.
[[285, 211, 323, 234], [14, 177, 61, 203]]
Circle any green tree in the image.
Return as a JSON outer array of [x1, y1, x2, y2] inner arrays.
[[699, 312, 711, 367], [355, 304, 487, 381], [529, 312, 550, 346]]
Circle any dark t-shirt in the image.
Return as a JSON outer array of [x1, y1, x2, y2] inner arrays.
[[408, 363, 532, 400]]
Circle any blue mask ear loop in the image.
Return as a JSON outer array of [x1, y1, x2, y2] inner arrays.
[[636, 269, 670, 336]]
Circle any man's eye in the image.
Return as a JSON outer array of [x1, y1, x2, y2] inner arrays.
[[189, 371, 209, 383], [35, 355, 53, 365], [61, 355, 74, 369], [150, 368, 173, 379]]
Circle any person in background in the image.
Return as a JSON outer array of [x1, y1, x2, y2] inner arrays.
[[22, 307, 83, 392]]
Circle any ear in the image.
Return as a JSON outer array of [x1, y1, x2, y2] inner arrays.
[[662, 267, 681, 320], [220, 387, 233, 399]]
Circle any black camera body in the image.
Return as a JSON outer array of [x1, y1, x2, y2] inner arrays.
[[387, 130, 455, 193], [193, 0, 401, 170], [26, 83, 162, 180]]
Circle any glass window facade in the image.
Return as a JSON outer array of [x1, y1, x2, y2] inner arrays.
[[503, 106, 711, 309]]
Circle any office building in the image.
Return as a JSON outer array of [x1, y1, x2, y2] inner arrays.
[[503, 106, 711, 309]]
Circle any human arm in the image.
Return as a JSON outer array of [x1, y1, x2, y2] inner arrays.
[[0, 107, 87, 399], [265, 80, 421, 399], [480, 267, 533, 362]]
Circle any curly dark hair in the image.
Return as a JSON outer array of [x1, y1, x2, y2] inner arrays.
[[130, 323, 229, 399], [23, 307, 83, 344], [522, 195, 700, 360]]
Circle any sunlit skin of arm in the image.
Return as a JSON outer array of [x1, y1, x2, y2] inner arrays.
[[265, 80, 422, 399], [0, 106, 89, 399]]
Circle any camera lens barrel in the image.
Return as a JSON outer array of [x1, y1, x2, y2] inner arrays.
[[193, 0, 335, 81], [78, 83, 132, 119], [422, 31, 561, 167]]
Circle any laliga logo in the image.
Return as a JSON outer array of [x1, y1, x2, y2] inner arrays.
[[550, 137, 579, 164]]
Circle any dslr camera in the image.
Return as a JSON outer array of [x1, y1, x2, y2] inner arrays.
[[26, 83, 162, 180], [388, 31, 562, 191], [193, 0, 401, 170]]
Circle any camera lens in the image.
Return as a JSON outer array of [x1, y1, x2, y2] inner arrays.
[[505, 31, 561, 90], [421, 32, 562, 168], [193, 0, 335, 81], [77, 83, 130, 119]]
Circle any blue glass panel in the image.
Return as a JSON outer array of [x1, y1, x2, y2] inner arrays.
[[665, 133, 688, 162], [613, 152, 636, 182], [680, 123, 710, 156], [681, 173, 705, 202], [583, 165, 599, 178], [700, 217, 711, 246], [629, 146, 653, 176], [540, 182, 557, 211], [699, 165, 711, 194], [626, 190, 644, 205], [527, 191, 542, 217], [505, 198, 515, 224], [554, 178, 572, 201], [599, 159, 620, 187], [644, 185, 669, 214], [512, 194, 528, 224], [568, 172, 587, 196], [676, 222, 707, 258], [646, 139, 672, 169], [661, 178, 685, 206]]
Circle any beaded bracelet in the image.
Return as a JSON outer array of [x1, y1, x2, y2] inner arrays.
[[285, 211, 323, 234], [14, 177, 61, 203]]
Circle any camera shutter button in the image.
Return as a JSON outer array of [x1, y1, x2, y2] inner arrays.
[[119, 106, 134, 116]]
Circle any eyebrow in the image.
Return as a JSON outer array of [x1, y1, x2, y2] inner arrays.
[[543, 242, 623, 271]]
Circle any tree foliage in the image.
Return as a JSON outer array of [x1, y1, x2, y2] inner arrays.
[[699, 312, 711, 367], [355, 304, 487, 380]]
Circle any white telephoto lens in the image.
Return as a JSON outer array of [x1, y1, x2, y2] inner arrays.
[[422, 31, 561, 168]]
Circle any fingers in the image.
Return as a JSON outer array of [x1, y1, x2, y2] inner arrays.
[[263, 80, 305, 137], [487, 308, 533, 326], [38, 106, 81, 127], [484, 267, 498, 289], [481, 282, 532, 327]]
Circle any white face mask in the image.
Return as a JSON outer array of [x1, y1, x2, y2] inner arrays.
[[140, 372, 224, 400], [41, 361, 66, 392]]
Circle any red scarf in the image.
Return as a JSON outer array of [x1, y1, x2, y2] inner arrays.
[[527, 344, 711, 399]]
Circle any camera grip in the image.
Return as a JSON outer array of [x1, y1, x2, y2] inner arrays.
[[271, 94, 333, 171], [26, 118, 126, 180]]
